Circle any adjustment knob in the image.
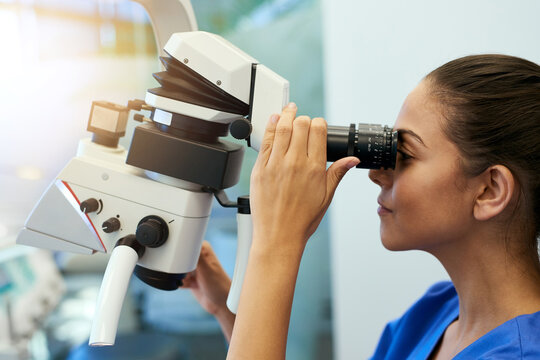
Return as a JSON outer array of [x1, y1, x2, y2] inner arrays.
[[136, 216, 169, 248], [230, 118, 252, 140], [102, 217, 121, 233], [80, 198, 100, 214]]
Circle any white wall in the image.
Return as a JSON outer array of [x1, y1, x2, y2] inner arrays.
[[321, 1, 540, 359]]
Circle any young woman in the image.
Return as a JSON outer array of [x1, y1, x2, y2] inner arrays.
[[182, 54, 540, 359]]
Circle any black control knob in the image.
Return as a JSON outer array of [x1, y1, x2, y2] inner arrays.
[[230, 118, 252, 140], [102, 217, 121, 233], [80, 198, 100, 214], [136, 216, 168, 248]]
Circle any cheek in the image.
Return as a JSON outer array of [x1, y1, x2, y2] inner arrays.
[[381, 166, 472, 250]]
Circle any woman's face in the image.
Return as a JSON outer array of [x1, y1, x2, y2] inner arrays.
[[368, 81, 477, 252]]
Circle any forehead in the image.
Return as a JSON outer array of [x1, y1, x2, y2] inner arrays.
[[394, 81, 445, 146]]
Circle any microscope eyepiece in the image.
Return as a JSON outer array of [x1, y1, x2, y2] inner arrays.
[[327, 123, 397, 170]]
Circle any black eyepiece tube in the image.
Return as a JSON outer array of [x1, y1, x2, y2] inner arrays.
[[327, 123, 398, 169]]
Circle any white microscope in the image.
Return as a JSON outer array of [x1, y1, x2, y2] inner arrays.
[[16, 0, 397, 347]]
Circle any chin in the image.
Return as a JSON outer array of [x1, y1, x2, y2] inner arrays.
[[381, 238, 409, 251], [380, 229, 415, 252]]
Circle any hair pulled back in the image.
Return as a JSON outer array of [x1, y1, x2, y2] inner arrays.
[[425, 54, 540, 258]]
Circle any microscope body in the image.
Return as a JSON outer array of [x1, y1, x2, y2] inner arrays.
[[18, 138, 214, 277], [16, 13, 289, 344]]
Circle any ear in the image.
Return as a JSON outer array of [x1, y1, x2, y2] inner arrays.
[[473, 165, 516, 221]]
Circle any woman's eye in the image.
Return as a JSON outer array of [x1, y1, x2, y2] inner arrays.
[[397, 149, 413, 161]]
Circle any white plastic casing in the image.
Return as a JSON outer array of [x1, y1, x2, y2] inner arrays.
[[17, 139, 214, 274], [250, 64, 290, 151], [146, 31, 290, 149], [226, 212, 253, 314], [164, 31, 257, 104]]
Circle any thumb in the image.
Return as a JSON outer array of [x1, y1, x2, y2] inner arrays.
[[326, 157, 360, 199]]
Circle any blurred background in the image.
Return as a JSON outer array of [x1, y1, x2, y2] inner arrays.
[[2, 0, 540, 359], [0, 0, 331, 359]]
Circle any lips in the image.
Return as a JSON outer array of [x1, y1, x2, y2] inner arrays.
[[377, 197, 393, 213]]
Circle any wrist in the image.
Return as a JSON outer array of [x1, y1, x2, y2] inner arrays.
[[249, 238, 305, 271], [214, 303, 234, 319], [251, 231, 307, 257]]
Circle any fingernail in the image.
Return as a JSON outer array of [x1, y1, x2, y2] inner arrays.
[[287, 102, 297, 109], [271, 114, 279, 123], [346, 159, 360, 169]]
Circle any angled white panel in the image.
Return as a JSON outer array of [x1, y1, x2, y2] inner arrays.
[[17, 228, 94, 255], [24, 180, 105, 252], [250, 64, 290, 151]]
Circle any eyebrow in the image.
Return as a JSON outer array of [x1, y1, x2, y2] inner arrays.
[[396, 129, 427, 147]]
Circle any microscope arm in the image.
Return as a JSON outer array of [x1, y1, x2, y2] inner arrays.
[[227, 210, 253, 313], [133, 0, 197, 56]]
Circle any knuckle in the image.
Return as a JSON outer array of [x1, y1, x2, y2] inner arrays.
[[294, 115, 311, 125], [284, 157, 302, 172], [311, 118, 327, 132], [259, 141, 272, 154], [250, 171, 261, 184], [310, 124, 327, 136], [276, 125, 292, 135], [307, 166, 320, 177]]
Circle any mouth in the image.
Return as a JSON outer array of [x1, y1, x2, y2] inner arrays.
[[377, 197, 393, 215]]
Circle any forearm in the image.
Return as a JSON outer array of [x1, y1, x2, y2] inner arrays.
[[227, 237, 305, 360], [215, 306, 236, 343]]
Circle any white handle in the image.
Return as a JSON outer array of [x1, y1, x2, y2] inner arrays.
[[89, 245, 138, 346], [226, 212, 253, 313]]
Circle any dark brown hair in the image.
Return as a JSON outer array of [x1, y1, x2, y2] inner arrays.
[[425, 54, 540, 260]]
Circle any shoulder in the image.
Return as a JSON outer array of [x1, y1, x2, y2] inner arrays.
[[390, 281, 457, 327], [455, 310, 540, 359], [515, 311, 540, 357], [400, 281, 457, 325], [370, 281, 458, 359]]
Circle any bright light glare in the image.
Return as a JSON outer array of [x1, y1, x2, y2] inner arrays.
[[16, 166, 43, 180]]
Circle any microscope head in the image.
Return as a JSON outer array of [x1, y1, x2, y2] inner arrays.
[[125, 31, 290, 190]]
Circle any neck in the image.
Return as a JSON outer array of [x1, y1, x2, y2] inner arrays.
[[428, 228, 540, 336]]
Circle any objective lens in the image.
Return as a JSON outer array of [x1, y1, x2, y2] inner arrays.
[[327, 123, 398, 169]]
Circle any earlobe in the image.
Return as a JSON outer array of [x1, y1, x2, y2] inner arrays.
[[473, 165, 516, 221]]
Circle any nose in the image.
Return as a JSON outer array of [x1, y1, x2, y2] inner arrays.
[[368, 168, 393, 188]]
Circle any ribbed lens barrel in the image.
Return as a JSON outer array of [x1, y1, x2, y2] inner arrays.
[[327, 123, 397, 169]]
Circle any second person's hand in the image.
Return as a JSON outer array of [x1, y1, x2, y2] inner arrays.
[[181, 241, 235, 342]]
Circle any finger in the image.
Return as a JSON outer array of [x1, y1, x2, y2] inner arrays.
[[307, 117, 327, 165], [199, 240, 218, 267], [254, 114, 280, 167], [288, 115, 311, 159], [198, 241, 228, 278], [269, 102, 297, 161], [180, 272, 195, 288], [325, 156, 360, 202]]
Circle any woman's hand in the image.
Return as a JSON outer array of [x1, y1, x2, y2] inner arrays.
[[250, 103, 360, 251], [227, 104, 359, 359], [181, 241, 235, 342]]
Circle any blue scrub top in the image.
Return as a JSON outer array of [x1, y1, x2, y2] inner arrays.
[[370, 281, 540, 359]]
